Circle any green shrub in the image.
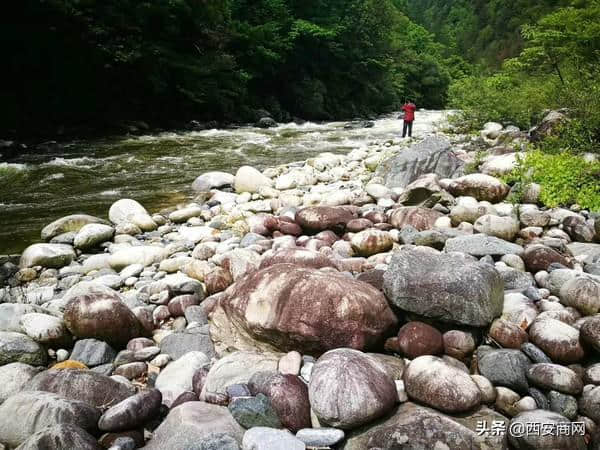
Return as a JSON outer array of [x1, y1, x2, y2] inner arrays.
[[505, 150, 600, 211]]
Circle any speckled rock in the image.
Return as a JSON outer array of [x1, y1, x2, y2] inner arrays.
[[403, 355, 481, 413], [309, 349, 397, 429]]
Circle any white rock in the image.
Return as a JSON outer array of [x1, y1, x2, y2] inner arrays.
[[235, 166, 273, 193], [74, 224, 114, 250]]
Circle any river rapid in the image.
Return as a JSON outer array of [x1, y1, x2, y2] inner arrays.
[[0, 110, 447, 255]]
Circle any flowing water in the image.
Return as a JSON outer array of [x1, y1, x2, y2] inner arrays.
[[0, 110, 447, 254]]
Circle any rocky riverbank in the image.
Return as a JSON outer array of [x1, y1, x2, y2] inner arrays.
[[1, 115, 600, 449]]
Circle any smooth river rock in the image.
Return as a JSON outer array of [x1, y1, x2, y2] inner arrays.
[[383, 247, 503, 326], [0, 391, 100, 448], [403, 355, 481, 413], [63, 281, 144, 347], [41, 214, 109, 241], [143, 401, 244, 450], [211, 263, 397, 355], [19, 243, 75, 269], [25, 369, 135, 409], [309, 349, 397, 429]]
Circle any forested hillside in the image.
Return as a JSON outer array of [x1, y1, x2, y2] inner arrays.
[[3, 0, 450, 137], [401, 0, 574, 66]]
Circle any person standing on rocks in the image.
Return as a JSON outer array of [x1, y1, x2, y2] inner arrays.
[[401, 100, 416, 138]]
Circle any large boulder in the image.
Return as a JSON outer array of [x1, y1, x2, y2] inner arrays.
[[108, 246, 168, 270], [13, 424, 101, 450], [143, 402, 244, 449], [0, 391, 100, 448], [522, 244, 572, 272], [19, 243, 75, 269], [446, 174, 510, 203], [343, 403, 505, 450], [388, 207, 443, 231], [375, 137, 463, 188], [309, 349, 397, 429], [508, 409, 586, 449], [63, 282, 144, 347], [25, 369, 135, 409], [0, 331, 47, 366], [403, 356, 481, 413], [383, 247, 503, 326], [210, 263, 397, 355], [41, 214, 109, 241], [295, 206, 354, 233], [0, 363, 41, 403]]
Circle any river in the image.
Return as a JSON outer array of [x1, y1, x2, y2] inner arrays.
[[0, 110, 447, 255]]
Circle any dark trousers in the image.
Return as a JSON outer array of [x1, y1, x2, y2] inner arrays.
[[402, 120, 413, 138]]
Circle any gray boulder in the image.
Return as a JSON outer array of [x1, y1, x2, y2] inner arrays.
[[478, 349, 531, 394], [143, 402, 244, 449], [70, 338, 117, 367], [160, 328, 215, 360], [383, 247, 504, 326], [444, 234, 524, 257], [14, 424, 102, 450], [19, 243, 75, 269], [376, 137, 463, 188], [0, 362, 41, 403], [25, 369, 135, 409], [508, 409, 586, 449], [0, 391, 100, 448], [0, 331, 47, 366], [343, 402, 502, 450]]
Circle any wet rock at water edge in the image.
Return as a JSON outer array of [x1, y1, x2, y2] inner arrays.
[[19, 243, 75, 269]]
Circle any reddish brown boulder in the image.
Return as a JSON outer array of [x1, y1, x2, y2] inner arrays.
[[396, 322, 443, 358], [204, 268, 233, 295], [63, 282, 144, 347], [346, 219, 374, 232], [296, 206, 355, 233], [442, 330, 476, 361], [388, 207, 443, 231], [489, 318, 529, 349], [522, 245, 572, 273], [248, 371, 311, 432], [529, 318, 584, 363], [259, 248, 338, 271], [209, 263, 398, 355], [168, 295, 199, 317]]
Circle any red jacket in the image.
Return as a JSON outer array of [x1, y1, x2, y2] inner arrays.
[[402, 103, 416, 122]]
